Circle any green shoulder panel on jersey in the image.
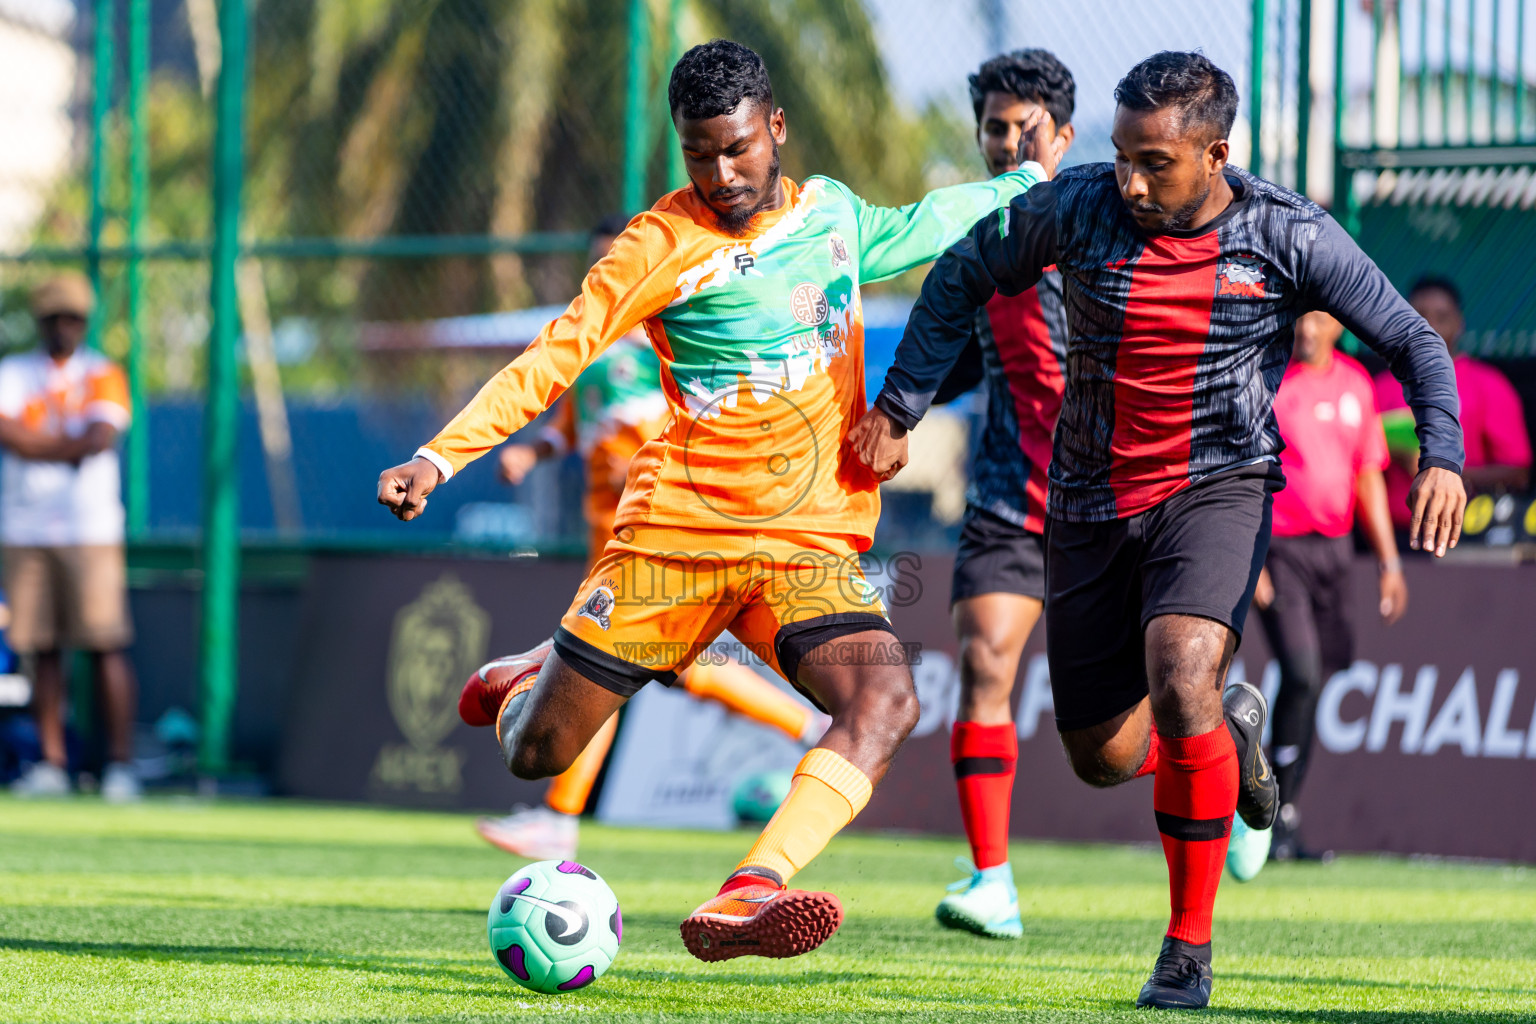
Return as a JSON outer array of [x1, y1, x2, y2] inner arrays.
[[652, 169, 1041, 412]]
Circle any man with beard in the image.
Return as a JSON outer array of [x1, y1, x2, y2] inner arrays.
[[850, 51, 1465, 1008], [378, 39, 1057, 962]]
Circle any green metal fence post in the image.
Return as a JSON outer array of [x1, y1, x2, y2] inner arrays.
[[199, 0, 247, 778], [1518, 0, 1528, 141], [1466, 0, 1477, 142], [1298, 0, 1314, 195], [87, 0, 115, 351], [1417, 0, 1428, 144], [125, 0, 149, 535], [1370, 0, 1384, 147], [1333, 0, 1360, 234], [1443, 0, 1453, 142], [622, 0, 652, 214], [666, 0, 685, 190], [1251, 0, 1266, 175]]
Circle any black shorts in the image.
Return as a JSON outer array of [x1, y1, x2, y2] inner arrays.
[[1044, 468, 1278, 732], [951, 505, 1047, 605], [1257, 533, 1356, 682]]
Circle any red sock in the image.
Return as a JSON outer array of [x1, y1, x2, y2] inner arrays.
[[1134, 723, 1160, 778], [951, 721, 1017, 870], [1153, 725, 1237, 944]]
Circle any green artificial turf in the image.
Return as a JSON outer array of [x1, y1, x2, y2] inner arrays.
[[1, 796, 1533, 1022]]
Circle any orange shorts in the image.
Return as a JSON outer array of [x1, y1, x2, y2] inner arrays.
[[554, 524, 893, 704]]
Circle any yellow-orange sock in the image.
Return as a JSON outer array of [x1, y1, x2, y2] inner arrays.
[[544, 712, 618, 816], [683, 659, 814, 743], [734, 748, 873, 886]]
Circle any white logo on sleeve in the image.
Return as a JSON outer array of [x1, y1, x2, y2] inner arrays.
[[1339, 392, 1363, 427]]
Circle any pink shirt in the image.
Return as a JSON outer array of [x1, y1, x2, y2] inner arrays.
[[1272, 353, 1389, 538], [1374, 354, 1532, 526]]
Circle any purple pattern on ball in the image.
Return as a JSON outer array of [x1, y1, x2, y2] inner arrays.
[[556, 861, 597, 879], [499, 875, 533, 913], [610, 906, 622, 943], [557, 965, 596, 990], [497, 942, 530, 981]]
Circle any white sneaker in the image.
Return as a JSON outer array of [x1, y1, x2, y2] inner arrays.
[[101, 762, 143, 803], [476, 805, 578, 860], [10, 762, 70, 797]]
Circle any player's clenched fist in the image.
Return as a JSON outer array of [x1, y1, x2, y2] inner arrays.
[[1406, 465, 1466, 557], [845, 405, 909, 482], [377, 457, 442, 521]]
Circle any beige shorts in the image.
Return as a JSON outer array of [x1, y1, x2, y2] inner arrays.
[[2, 545, 134, 653]]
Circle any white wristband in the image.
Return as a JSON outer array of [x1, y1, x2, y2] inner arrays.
[[413, 447, 453, 482]]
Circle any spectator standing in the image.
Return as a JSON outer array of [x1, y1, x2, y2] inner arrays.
[[1257, 312, 1406, 859], [1375, 277, 1531, 528], [0, 273, 139, 800]]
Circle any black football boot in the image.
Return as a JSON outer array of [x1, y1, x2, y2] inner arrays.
[[1223, 681, 1278, 830], [1136, 935, 1213, 1010]]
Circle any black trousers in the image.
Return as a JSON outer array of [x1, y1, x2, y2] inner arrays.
[[1255, 533, 1355, 806]]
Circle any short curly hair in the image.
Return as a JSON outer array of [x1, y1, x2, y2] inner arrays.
[[1409, 275, 1463, 311], [669, 39, 773, 121], [1114, 51, 1238, 144], [969, 49, 1075, 129]]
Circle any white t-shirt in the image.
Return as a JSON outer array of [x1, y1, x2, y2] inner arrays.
[[0, 348, 131, 546]]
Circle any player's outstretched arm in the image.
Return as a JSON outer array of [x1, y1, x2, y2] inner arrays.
[[849, 188, 1056, 481], [871, 184, 1059, 437], [846, 107, 1058, 288], [1302, 216, 1466, 555], [376, 218, 680, 519], [848, 174, 1044, 288]]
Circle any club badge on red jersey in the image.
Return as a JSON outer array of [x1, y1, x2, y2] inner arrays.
[[1216, 255, 1268, 298]]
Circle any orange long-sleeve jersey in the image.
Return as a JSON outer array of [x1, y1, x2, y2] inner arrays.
[[416, 169, 1040, 545]]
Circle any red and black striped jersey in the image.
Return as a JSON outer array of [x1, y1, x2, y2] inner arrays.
[[878, 164, 1464, 523], [953, 275, 1067, 534]]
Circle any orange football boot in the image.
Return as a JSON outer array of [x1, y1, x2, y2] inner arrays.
[[680, 874, 843, 961], [458, 639, 553, 727]]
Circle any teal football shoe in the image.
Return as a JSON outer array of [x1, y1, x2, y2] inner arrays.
[[1225, 812, 1271, 882], [935, 859, 1022, 939]]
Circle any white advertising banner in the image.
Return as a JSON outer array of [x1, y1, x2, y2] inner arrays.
[[595, 661, 808, 830]]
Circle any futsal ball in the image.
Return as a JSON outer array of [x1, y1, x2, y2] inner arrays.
[[732, 769, 794, 823], [487, 860, 621, 993]]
